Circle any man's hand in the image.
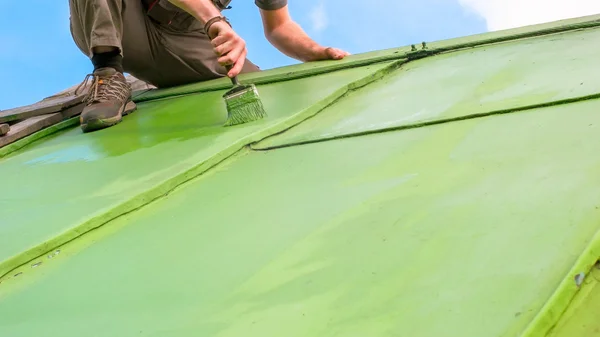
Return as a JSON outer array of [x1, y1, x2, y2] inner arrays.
[[168, 0, 248, 78], [209, 21, 248, 78], [318, 47, 351, 61]]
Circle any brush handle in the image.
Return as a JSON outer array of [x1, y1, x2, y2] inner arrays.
[[225, 65, 241, 86]]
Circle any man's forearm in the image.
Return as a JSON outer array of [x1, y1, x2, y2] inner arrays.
[[168, 0, 220, 23], [266, 21, 327, 62]]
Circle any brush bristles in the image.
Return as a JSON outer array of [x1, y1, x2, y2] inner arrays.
[[224, 85, 267, 126]]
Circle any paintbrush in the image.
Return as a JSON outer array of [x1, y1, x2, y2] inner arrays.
[[223, 66, 267, 127]]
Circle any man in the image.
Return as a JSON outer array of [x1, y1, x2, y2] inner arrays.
[[69, 0, 349, 132]]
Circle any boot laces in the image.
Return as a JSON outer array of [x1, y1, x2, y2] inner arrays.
[[75, 72, 130, 105]]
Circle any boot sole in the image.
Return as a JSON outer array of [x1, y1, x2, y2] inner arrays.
[[81, 100, 135, 133]]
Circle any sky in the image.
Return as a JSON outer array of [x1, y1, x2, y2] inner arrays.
[[0, 0, 599, 110]]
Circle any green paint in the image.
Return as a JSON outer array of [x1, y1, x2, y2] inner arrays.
[[2, 99, 600, 336], [256, 27, 600, 149], [547, 267, 600, 336], [0, 62, 396, 278], [0, 117, 79, 159], [3, 15, 600, 337]]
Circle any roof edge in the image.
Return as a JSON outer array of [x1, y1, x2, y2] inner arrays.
[[521, 228, 600, 337]]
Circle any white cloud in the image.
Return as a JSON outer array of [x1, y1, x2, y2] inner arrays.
[[459, 0, 600, 31], [309, 3, 329, 33]]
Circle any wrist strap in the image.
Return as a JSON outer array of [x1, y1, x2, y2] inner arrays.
[[205, 16, 232, 39]]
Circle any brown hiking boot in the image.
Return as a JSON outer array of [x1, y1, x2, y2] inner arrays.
[[78, 67, 133, 133]]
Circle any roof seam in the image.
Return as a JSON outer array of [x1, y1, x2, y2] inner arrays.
[[0, 147, 253, 283], [521, 227, 600, 337], [252, 92, 600, 151], [0, 60, 405, 280], [0, 146, 252, 281]]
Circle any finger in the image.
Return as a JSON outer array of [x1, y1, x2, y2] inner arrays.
[[229, 49, 247, 77], [214, 40, 235, 56], [218, 41, 245, 66], [327, 49, 343, 60], [211, 35, 228, 47], [329, 48, 349, 60]]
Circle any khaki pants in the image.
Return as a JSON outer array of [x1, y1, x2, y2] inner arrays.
[[69, 0, 260, 88]]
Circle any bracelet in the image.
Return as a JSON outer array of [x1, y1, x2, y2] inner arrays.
[[204, 16, 232, 39]]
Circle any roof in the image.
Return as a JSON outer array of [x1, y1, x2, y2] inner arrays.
[[2, 14, 600, 337]]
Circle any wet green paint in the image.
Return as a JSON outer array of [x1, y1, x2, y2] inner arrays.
[[256, 27, 600, 149], [2, 99, 600, 336], [224, 84, 267, 126], [0, 62, 394, 277]]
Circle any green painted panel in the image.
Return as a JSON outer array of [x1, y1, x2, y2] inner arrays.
[[256, 28, 600, 149], [547, 267, 600, 337], [0, 63, 392, 276], [2, 99, 600, 337]]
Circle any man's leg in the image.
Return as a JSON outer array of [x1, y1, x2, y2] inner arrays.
[[70, 0, 260, 88], [70, 0, 138, 132], [69, 0, 262, 131]]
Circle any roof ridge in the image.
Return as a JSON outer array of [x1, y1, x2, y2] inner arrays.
[[134, 14, 600, 103]]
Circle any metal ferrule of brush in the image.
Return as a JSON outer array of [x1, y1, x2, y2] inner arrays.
[[223, 83, 259, 99], [222, 66, 267, 126]]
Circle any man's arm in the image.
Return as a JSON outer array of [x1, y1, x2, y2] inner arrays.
[[169, 0, 248, 77], [259, 6, 349, 62]]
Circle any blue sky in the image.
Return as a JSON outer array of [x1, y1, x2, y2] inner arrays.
[[0, 1, 491, 110]]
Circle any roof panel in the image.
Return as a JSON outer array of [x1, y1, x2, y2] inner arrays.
[[548, 267, 600, 337], [3, 15, 600, 337], [2, 98, 600, 336], [0, 62, 393, 277], [255, 27, 600, 149]]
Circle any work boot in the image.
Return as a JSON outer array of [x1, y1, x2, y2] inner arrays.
[[79, 67, 133, 133]]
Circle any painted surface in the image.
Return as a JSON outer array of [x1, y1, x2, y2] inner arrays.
[[256, 28, 600, 149], [0, 62, 392, 275], [548, 266, 600, 336], [3, 15, 600, 337], [2, 99, 600, 336]]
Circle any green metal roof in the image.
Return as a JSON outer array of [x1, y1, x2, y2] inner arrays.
[[2, 14, 600, 337]]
